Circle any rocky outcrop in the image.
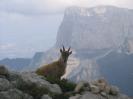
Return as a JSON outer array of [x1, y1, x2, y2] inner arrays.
[[15, 72, 62, 94], [97, 51, 133, 96], [41, 95, 52, 99], [69, 92, 130, 99], [0, 89, 33, 99], [0, 65, 62, 99], [0, 65, 9, 76], [0, 78, 12, 91], [71, 79, 130, 99], [0, 65, 131, 99]]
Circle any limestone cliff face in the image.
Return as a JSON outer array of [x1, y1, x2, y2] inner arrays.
[[51, 5, 133, 82], [56, 6, 133, 51]]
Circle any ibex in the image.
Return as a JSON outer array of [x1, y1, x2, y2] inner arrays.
[[36, 46, 72, 79]]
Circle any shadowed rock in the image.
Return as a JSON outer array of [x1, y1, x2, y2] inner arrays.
[[0, 88, 33, 99]]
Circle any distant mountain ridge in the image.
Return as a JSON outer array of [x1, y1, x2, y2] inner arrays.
[[0, 58, 31, 71], [25, 52, 45, 71]]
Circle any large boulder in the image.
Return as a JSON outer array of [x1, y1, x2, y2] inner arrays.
[[6, 71, 22, 88], [7, 71, 21, 81], [74, 81, 87, 93], [110, 85, 119, 96], [0, 88, 33, 99], [90, 85, 100, 94], [0, 65, 9, 76], [0, 78, 12, 91], [41, 95, 52, 99], [70, 79, 131, 99], [14, 72, 62, 98]]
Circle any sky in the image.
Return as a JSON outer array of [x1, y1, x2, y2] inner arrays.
[[0, 0, 133, 59]]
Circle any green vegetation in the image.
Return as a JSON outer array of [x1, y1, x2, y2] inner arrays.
[[46, 76, 76, 92], [46, 76, 77, 99]]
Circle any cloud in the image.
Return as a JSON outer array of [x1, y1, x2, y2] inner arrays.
[[93, 0, 133, 9], [0, 0, 133, 15], [0, 43, 37, 59], [0, 0, 92, 14], [0, 43, 16, 50]]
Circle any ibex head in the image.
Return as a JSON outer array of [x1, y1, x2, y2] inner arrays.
[[60, 46, 72, 63]]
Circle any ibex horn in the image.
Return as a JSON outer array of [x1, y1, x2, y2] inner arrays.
[[68, 47, 71, 51], [63, 45, 65, 51]]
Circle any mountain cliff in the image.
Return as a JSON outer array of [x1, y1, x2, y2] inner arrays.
[[56, 6, 133, 51]]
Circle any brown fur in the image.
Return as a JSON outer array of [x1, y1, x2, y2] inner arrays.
[[36, 46, 72, 79]]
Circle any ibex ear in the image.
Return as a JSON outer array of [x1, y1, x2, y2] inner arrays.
[[60, 49, 63, 53], [69, 51, 72, 55]]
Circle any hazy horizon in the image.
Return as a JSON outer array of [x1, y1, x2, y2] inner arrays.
[[0, 0, 133, 59]]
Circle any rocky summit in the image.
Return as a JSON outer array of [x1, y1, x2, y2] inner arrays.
[[0, 65, 131, 99], [56, 6, 133, 51]]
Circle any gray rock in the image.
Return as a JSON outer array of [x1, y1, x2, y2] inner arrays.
[[100, 92, 108, 97], [90, 85, 100, 94], [91, 79, 107, 92], [7, 72, 21, 88], [15, 72, 62, 95], [104, 85, 111, 94], [0, 88, 33, 99], [0, 78, 11, 91], [69, 92, 131, 99], [41, 95, 52, 99], [74, 81, 90, 93], [74, 81, 85, 92], [81, 92, 105, 99], [0, 65, 9, 76], [97, 83, 106, 92], [110, 85, 119, 95], [69, 94, 82, 99], [7, 71, 21, 81], [69, 92, 105, 99], [0, 75, 6, 79], [108, 94, 131, 99]]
